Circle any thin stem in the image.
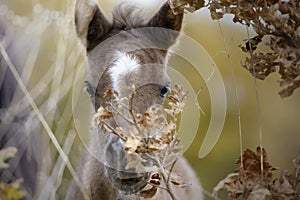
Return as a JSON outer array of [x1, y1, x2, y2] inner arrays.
[[144, 181, 169, 192], [160, 170, 177, 200], [144, 153, 177, 200], [156, 154, 177, 200], [161, 146, 170, 165], [218, 21, 244, 168], [167, 159, 178, 184], [129, 89, 142, 134], [101, 121, 128, 142], [109, 103, 135, 125], [246, 26, 264, 184], [194, 67, 215, 117]]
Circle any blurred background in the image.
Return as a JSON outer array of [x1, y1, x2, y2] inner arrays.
[[0, 0, 299, 199]]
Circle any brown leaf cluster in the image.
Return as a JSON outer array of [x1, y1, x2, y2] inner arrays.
[[169, 0, 300, 97], [139, 170, 188, 198], [165, 85, 188, 117], [209, 0, 300, 98], [93, 85, 189, 198], [168, 0, 205, 14], [213, 147, 300, 199]]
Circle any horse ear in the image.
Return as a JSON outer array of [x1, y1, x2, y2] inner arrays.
[[75, 0, 111, 51], [146, 2, 183, 49], [147, 2, 183, 32]]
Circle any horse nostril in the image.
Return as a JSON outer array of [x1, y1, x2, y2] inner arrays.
[[106, 140, 126, 169]]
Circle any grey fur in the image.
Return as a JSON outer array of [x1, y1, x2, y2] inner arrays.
[[112, 3, 146, 30]]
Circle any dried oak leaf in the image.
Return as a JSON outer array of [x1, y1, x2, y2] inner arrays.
[[243, 52, 278, 80], [248, 187, 271, 200], [139, 186, 158, 198], [237, 147, 276, 184], [212, 173, 243, 198], [213, 147, 277, 199], [147, 137, 168, 152], [168, 0, 205, 14], [93, 106, 113, 125], [240, 35, 262, 53], [169, 171, 189, 188], [103, 89, 118, 99], [270, 152, 300, 200], [207, 0, 300, 97], [161, 121, 176, 137], [141, 105, 166, 130], [272, 172, 296, 199], [165, 85, 188, 117], [124, 135, 142, 154], [278, 79, 300, 98]]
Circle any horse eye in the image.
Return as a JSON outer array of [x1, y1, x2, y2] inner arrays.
[[160, 86, 169, 97], [84, 81, 95, 99]]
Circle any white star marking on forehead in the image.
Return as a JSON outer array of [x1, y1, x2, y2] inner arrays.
[[109, 51, 140, 95]]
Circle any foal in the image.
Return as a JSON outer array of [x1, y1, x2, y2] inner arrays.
[[67, 1, 202, 199]]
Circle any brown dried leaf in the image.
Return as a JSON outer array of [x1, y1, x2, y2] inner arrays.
[[207, 0, 300, 97], [168, 0, 205, 14], [93, 106, 113, 125], [139, 186, 158, 198], [168, 171, 189, 188], [236, 147, 276, 185], [141, 105, 166, 130], [212, 173, 241, 198], [273, 174, 295, 196], [248, 187, 271, 200], [161, 121, 176, 137], [124, 135, 141, 154], [214, 147, 300, 199], [103, 89, 118, 99], [165, 85, 188, 117], [240, 35, 262, 53]]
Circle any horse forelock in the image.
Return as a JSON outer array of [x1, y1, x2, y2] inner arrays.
[[112, 3, 146, 30]]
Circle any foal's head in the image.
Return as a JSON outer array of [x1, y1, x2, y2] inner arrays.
[[75, 0, 183, 194]]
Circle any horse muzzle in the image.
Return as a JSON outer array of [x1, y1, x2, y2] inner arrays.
[[105, 138, 150, 194]]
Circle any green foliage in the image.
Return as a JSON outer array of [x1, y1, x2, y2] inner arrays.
[[0, 181, 26, 200]]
